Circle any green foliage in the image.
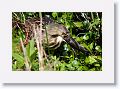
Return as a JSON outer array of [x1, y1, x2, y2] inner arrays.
[[12, 12, 102, 71], [12, 53, 24, 70]]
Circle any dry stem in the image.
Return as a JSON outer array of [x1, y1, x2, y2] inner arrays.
[[33, 13, 44, 70], [20, 38, 31, 71]]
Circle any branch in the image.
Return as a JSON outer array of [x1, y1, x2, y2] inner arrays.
[[20, 38, 31, 71]]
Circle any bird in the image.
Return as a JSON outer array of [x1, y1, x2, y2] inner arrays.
[[12, 16, 89, 56], [42, 23, 89, 55]]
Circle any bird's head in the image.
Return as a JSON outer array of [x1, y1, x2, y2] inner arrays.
[[42, 23, 89, 55]]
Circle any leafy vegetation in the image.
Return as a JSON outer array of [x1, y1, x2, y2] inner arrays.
[[12, 12, 102, 71]]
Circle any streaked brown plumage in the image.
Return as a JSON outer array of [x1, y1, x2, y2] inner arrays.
[[12, 16, 89, 55]]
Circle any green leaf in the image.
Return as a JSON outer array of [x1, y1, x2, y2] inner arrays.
[[66, 64, 72, 68], [28, 12, 33, 16], [12, 64, 16, 71], [52, 12, 58, 18], [74, 22, 83, 28], [31, 60, 39, 71], [81, 43, 91, 53], [94, 64, 100, 66], [12, 53, 24, 68], [97, 56, 102, 60], [20, 12, 26, 23], [95, 46, 102, 52], [62, 14, 67, 19], [83, 35, 89, 40], [89, 42, 94, 50], [94, 18, 100, 25], [85, 56, 97, 65], [30, 50, 37, 61], [89, 68, 96, 71], [89, 18, 100, 29], [60, 63, 66, 71], [72, 60, 79, 66], [29, 39, 35, 56], [60, 18, 64, 23], [12, 53, 24, 62], [65, 22, 70, 29], [78, 66, 89, 71], [26, 39, 35, 58]]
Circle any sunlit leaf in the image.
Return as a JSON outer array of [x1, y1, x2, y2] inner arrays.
[[83, 35, 89, 40], [12, 53, 24, 62], [74, 22, 83, 28], [52, 12, 58, 18], [85, 56, 97, 65], [78, 66, 89, 71], [12, 53, 24, 68], [95, 46, 102, 52], [94, 64, 100, 66], [89, 42, 94, 50]]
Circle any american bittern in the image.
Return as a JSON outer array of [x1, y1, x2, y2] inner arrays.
[[12, 16, 89, 56]]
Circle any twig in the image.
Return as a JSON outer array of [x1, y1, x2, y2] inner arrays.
[[20, 38, 31, 71], [39, 12, 44, 71], [33, 13, 45, 71], [33, 28, 40, 70], [12, 12, 20, 21]]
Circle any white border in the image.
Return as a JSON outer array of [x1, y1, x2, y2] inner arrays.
[[0, 0, 114, 83]]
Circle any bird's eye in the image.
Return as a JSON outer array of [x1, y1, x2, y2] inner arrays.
[[63, 35, 67, 38], [62, 33, 68, 38]]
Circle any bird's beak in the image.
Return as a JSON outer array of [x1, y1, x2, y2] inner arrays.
[[64, 36, 89, 55]]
